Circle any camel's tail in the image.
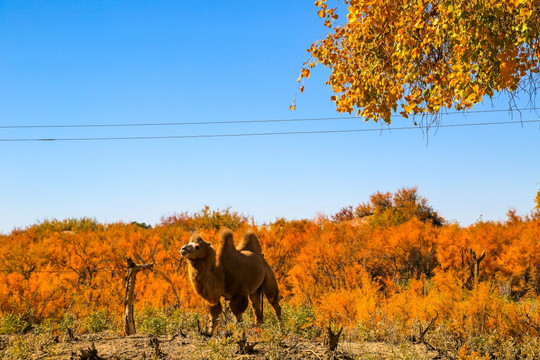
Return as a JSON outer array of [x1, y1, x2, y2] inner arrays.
[[237, 230, 263, 255]]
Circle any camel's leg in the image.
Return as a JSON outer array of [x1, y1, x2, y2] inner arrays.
[[209, 302, 222, 334], [265, 292, 281, 321], [262, 267, 282, 321], [249, 286, 264, 325], [229, 295, 249, 324]]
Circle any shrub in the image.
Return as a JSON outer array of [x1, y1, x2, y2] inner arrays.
[[160, 206, 248, 231], [282, 304, 320, 339], [0, 336, 33, 360], [60, 313, 78, 337], [0, 314, 29, 335], [138, 306, 168, 336], [34, 318, 55, 335], [84, 310, 111, 333]]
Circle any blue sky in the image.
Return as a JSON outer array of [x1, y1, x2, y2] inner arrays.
[[1, 1, 539, 234]]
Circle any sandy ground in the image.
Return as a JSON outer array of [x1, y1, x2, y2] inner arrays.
[[0, 332, 440, 359]]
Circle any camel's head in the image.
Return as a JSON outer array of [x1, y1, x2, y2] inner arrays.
[[180, 233, 211, 260]]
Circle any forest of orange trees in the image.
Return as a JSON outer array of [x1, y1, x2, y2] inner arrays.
[[1, 187, 540, 356]]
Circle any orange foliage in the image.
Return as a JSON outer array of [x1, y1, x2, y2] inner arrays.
[[0, 200, 539, 345]]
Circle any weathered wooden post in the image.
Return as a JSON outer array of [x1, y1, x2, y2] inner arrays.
[[124, 257, 154, 335]]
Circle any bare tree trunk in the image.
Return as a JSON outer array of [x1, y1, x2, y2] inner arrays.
[[124, 257, 154, 336], [470, 249, 486, 285], [325, 324, 343, 351]]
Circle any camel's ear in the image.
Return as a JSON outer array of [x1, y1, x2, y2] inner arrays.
[[200, 238, 210, 247], [191, 233, 210, 247], [190, 232, 205, 243]]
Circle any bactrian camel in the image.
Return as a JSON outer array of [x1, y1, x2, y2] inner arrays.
[[180, 228, 281, 333]]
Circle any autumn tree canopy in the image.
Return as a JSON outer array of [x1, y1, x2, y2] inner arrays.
[[333, 186, 445, 226], [297, 0, 540, 124]]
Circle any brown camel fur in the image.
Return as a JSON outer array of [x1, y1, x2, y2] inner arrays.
[[180, 228, 281, 333]]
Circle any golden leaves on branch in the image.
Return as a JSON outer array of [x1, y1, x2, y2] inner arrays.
[[295, 0, 540, 125]]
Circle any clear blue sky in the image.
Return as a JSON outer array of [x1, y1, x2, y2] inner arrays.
[[1, 1, 539, 234]]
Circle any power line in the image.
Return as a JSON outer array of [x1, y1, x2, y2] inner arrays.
[[1, 107, 539, 130], [1, 119, 539, 142]]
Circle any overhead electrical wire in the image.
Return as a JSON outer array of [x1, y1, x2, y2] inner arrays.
[[1, 119, 539, 142], [0, 107, 539, 130]]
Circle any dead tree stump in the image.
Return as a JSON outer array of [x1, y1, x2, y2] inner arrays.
[[149, 336, 166, 359], [325, 325, 343, 352], [124, 257, 154, 335], [236, 330, 257, 355], [470, 249, 486, 284], [464, 249, 486, 289], [75, 342, 105, 360], [412, 310, 438, 351]]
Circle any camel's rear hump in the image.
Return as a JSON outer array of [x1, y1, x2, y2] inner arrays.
[[237, 230, 262, 255]]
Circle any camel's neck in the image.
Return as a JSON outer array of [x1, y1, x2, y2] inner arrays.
[[188, 249, 224, 304]]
